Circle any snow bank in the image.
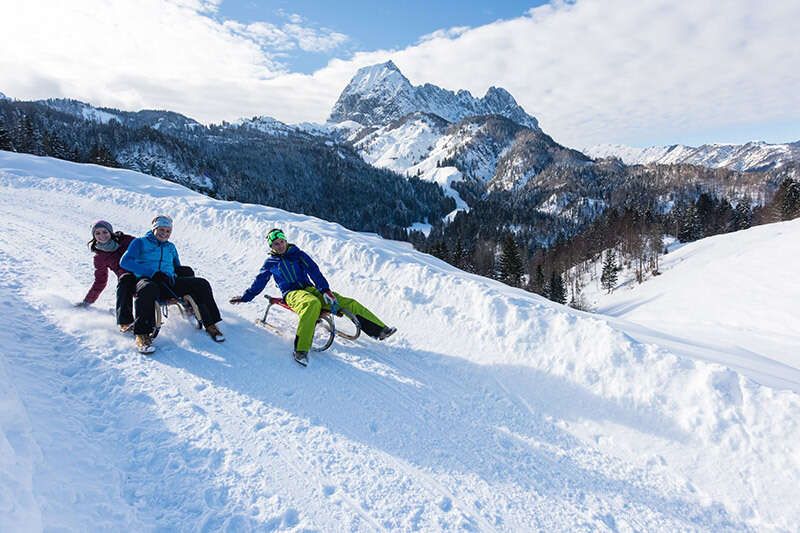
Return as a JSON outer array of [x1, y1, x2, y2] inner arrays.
[[599, 220, 800, 391]]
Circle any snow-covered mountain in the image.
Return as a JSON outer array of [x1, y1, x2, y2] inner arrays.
[[39, 98, 122, 124], [329, 61, 539, 130], [0, 96, 455, 235], [585, 140, 800, 171], [0, 91, 10, 101], [236, 115, 297, 136], [1, 150, 799, 530], [322, 62, 599, 203]]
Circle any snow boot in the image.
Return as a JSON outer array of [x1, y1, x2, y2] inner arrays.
[[293, 350, 308, 367], [135, 334, 156, 355], [206, 323, 225, 342], [119, 323, 133, 334], [378, 326, 397, 341]]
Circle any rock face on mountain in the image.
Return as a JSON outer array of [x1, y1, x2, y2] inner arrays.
[[329, 61, 539, 130]]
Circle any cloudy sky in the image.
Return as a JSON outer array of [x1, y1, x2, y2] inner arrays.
[[1, 0, 798, 148]]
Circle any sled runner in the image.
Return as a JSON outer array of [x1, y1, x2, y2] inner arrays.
[[152, 295, 202, 339], [256, 294, 361, 352]]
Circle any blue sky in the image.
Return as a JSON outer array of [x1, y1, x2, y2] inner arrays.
[[2, 0, 798, 148], [215, 1, 548, 73]]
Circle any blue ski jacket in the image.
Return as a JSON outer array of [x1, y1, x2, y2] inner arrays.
[[120, 231, 181, 281], [241, 244, 329, 302]]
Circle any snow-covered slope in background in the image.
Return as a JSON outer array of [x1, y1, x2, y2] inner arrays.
[[585, 141, 800, 171], [596, 220, 800, 392], [1, 151, 798, 531]]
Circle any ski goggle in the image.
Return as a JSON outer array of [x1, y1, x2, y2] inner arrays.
[[267, 229, 286, 246]]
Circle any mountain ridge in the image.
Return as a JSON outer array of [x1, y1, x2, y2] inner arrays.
[[329, 61, 540, 129], [585, 140, 800, 172]]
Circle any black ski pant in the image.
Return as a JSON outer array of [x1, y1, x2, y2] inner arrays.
[[133, 276, 222, 335], [116, 273, 137, 326]]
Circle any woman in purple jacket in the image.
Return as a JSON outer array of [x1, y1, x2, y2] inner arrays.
[[76, 220, 137, 332]]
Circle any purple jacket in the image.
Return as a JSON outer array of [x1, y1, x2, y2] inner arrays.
[[83, 233, 134, 304]]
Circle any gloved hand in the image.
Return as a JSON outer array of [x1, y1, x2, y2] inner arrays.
[[229, 296, 244, 304], [151, 271, 172, 287], [322, 290, 338, 307], [74, 300, 90, 308]]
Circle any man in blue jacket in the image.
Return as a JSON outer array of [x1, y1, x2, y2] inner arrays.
[[230, 228, 395, 366], [121, 215, 224, 353]]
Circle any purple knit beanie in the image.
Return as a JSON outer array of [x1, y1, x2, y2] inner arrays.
[[91, 220, 113, 236]]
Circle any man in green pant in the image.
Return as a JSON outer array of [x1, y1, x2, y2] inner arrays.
[[230, 228, 396, 366]]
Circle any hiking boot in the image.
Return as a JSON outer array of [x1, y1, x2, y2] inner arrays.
[[119, 323, 133, 334], [206, 323, 225, 342], [135, 334, 156, 355], [377, 326, 397, 341], [293, 350, 308, 367]]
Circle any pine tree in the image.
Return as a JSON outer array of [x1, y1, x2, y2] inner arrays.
[[428, 240, 449, 261], [0, 122, 12, 151], [548, 271, 566, 304], [600, 249, 619, 294], [88, 143, 119, 167], [530, 263, 546, 295], [451, 241, 472, 272], [732, 199, 753, 231], [498, 234, 524, 287], [780, 178, 800, 221], [677, 204, 701, 242], [14, 115, 36, 153], [43, 131, 70, 160]]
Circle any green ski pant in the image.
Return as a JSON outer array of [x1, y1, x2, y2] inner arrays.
[[285, 287, 386, 352]]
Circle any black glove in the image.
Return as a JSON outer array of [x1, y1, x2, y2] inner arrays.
[[229, 296, 244, 304], [151, 271, 173, 287], [175, 265, 195, 277]]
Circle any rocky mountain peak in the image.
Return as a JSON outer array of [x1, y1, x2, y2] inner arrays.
[[345, 61, 411, 95], [329, 62, 539, 130]]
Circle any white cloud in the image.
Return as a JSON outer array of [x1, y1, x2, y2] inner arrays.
[[418, 26, 471, 43], [223, 13, 349, 54], [1, 0, 798, 147]]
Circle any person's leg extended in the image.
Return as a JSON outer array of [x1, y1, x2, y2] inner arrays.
[[306, 287, 387, 339], [285, 289, 322, 353]]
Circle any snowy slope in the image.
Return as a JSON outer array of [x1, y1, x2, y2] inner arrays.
[[1, 151, 799, 531], [595, 221, 800, 393]]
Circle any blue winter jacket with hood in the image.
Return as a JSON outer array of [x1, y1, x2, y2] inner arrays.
[[241, 244, 329, 302], [120, 231, 181, 281]]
